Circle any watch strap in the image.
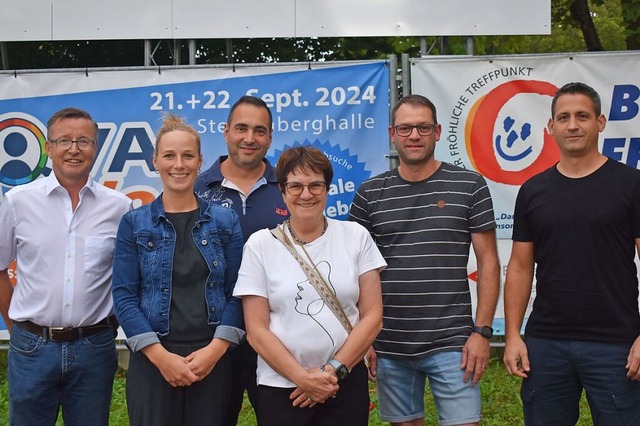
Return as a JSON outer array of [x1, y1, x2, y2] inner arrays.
[[327, 358, 349, 380], [327, 358, 343, 370], [472, 325, 493, 338]]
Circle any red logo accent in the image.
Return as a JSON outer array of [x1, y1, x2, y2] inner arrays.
[[468, 271, 478, 282], [275, 207, 289, 216], [466, 80, 560, 185]]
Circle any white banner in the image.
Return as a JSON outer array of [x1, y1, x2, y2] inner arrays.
[[412, 51, 640, 333], [0, 0, 550, 41]]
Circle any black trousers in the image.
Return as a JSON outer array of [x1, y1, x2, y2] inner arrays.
[[126, 343, 232, 426], [255, 362, 370, 426], [226, 341, 259, 426]]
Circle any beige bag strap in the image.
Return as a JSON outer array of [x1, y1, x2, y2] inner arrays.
[[271, 223, 353, 333]]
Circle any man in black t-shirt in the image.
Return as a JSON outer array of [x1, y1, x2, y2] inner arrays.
[[504, 82, 640, 425]]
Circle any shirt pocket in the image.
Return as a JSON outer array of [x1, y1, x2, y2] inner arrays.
[[204, 230, 227, 267], [136, 234, 165, 268], [135, 234, 165, 314], [84, 236, 115, 275]]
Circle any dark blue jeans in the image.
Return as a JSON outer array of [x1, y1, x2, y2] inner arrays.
[[8, 325, 117, 426], [522, 336, 640, 426]]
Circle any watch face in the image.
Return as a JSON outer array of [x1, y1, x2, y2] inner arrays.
[[474, 326, 493, 338], [335, 365, 349, 380], [481, 327, 493, 338]]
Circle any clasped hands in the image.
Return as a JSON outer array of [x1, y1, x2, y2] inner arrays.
[[151, 345, 220, 388], [290, 366, 339, 408]]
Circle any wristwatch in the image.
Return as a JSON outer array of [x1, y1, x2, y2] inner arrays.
[[327, 358, 350, 380], [472, 325, 494, 339]]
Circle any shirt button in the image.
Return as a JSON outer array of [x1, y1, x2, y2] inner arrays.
[[210, 306, 216, 312], [209, 283, 214, 288], [147, 242, 153, 247], [212, 260, 218, 267], [201, 239, 208, 245]]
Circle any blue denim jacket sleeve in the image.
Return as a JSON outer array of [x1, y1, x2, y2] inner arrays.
[[213, 212, 245, 345], [112, 212, 160, 352]]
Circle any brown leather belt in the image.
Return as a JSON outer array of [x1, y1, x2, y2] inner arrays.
[[14, 315, 118, 342]]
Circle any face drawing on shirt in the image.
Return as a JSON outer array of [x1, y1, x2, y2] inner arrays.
[[294, 260, 336, 346]]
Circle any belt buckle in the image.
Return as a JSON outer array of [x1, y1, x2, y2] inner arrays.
[[48, 326, 66, 341]]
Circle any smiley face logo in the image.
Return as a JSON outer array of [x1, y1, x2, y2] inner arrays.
[[465, 80, 560, 185], [495, 116, 533, 161]]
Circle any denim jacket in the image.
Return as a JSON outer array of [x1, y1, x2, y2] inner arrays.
[[112, 194, 245, 352]]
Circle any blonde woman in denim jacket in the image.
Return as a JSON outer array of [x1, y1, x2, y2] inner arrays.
[[112, 116, 244, 426]]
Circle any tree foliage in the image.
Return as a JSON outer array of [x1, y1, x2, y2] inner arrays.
[[621, 0, 640, 49]]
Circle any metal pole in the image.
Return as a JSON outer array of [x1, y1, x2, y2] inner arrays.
[[388, 53, 398, 114], [188, 39, 196, 65], [401, 53, 411, 98], [387, 53, 399, 170], [173, 39, 181, 65], [144, 40, 151, 67], [466, 36, 474, 55], [440, 36, 448, 55], [225, 39, 233, 64], [1, 42, 9, 70]]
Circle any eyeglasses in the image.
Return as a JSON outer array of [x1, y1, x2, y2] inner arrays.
[[284, 181, 326, 196], [393, 124, 436, 137], [48, 138, 97, 150]]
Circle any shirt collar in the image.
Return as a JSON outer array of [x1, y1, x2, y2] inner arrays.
[[200, 155, 278, 186], [149, 193, 210, 226], [44, 172, 96, 196]]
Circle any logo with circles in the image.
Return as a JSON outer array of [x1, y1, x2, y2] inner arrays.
[[465, 80, 561, 185], [0, 113, 49, 187]]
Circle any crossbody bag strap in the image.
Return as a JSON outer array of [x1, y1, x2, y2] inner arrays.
[[270, 224, 353, 333]]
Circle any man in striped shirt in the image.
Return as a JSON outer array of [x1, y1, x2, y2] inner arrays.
[[350, 94, 500, 426]]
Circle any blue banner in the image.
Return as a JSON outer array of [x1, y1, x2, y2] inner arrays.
[[0, 61, 391, 332]]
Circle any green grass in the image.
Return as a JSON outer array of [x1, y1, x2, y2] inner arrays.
[[0, 349, 592, 425]]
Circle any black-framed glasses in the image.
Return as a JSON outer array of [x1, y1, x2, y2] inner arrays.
[[284, 181, 326, 196], [393, 124, 436, 137], [48, 138, 97, 150]]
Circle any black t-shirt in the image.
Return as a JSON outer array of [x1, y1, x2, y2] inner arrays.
[[164, 209, 212, 345], [513, 159, 640, 344]]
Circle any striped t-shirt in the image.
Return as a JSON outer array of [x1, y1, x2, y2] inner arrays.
[[349, 162, 495, 358]]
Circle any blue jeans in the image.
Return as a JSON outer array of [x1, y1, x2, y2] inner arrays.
[[522, 336, 640, 426], [8, 325, 117, 426], [376, 351, 481, 425]]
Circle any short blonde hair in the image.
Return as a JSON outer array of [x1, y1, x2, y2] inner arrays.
[[154, 114, 201, 159]]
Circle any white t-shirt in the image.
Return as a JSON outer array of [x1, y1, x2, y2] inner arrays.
[[233, 218, 386, 388]]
